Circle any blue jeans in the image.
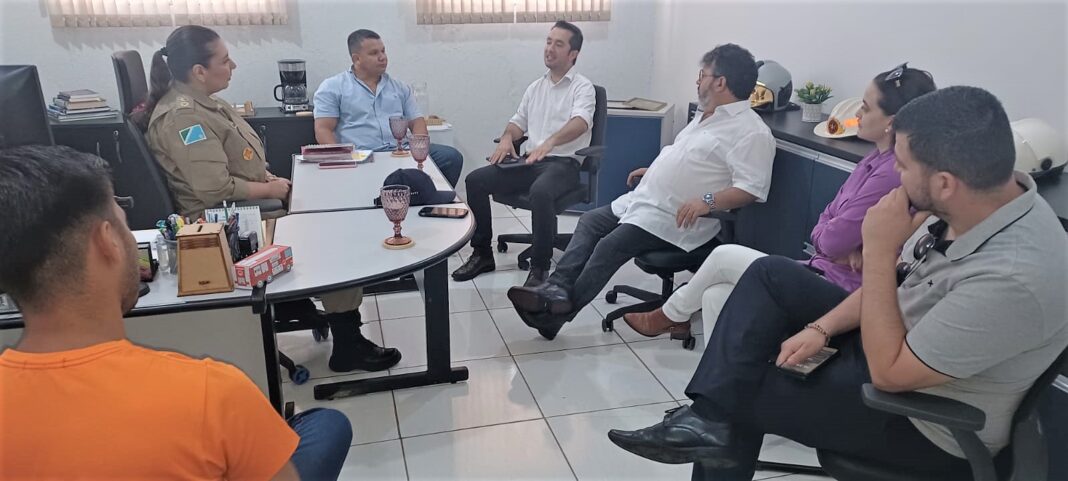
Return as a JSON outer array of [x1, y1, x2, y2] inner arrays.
[[429, 143, 463, 187], [288, 408, 352, 481]]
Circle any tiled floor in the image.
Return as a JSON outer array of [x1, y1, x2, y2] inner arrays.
[[280, 207, 830, 480]]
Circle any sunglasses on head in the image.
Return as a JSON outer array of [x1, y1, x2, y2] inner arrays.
[[884, 62, 909, 87]]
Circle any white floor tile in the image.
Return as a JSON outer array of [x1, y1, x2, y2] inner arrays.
[[628, 337, 706, 400], [277, 321, 386, 383], [379, 310, 510, 369], [472, 269, 531, 309], [515, 344, 673, 417], [375, 290, 425, 320], [338, 440, 407, 481], [547, 402, 692, 480], [282, 370, 399, 446], [392, 357, 542, 437], [597, 261, 667, 301], [490, 306, 623, 356], [557, 213, 580, 234], [403, 420, 574, 481], [447, 278, 489, 313], [491, 200, 519, 218]]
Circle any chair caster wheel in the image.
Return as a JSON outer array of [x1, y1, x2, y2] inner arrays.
[[312, 327, 329, 342], [518, 259, 530, 270], [290, 365, 310, 385], [683, 336, 696, 350], [606, 291, 618, 304], [497, 242, 508, 253], [601, 318, 614, 332]]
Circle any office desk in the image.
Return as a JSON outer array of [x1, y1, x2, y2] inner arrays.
[[0, 230, 278, 406], [269, 207, 474, 399], [289, 151, 457, 214]]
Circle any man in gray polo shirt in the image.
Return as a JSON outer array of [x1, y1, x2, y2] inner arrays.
[[606, 86, 1068, 480]]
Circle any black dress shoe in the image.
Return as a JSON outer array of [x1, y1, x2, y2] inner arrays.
[[524, 266, 548, 287], [507, 284, 572, 314], [516, 309, 569, 340], [452, 250, 495, 281], [329, 335, 402, 372], [607, 405, 737, 466]]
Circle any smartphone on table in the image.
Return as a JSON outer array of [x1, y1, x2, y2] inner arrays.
[[418, 206, 469, 219]]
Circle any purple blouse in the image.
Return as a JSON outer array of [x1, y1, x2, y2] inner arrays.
[[807, 148, 901, 292]]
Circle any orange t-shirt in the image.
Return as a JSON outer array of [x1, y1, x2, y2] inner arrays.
[[0, 339, 298, 480]]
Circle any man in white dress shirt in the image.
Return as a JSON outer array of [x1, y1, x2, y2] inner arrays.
[[452, 21, 596, 286], [508, 44, 776, 340]]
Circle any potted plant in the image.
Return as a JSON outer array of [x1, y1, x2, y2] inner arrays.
[[795, 81, 833, 123]]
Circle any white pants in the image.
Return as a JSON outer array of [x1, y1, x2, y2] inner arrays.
[[660, 244, 767, 346]]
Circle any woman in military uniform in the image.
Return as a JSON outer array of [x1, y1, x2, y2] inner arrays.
[[142, 25, 400, 372]]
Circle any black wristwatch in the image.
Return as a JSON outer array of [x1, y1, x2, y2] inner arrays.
[[703, 192, 716, 211]]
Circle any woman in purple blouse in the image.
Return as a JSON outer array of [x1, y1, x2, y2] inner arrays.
[[625, 65, 936, 342]]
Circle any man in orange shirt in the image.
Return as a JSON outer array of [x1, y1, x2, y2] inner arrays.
[[0, 145, 351, 480]]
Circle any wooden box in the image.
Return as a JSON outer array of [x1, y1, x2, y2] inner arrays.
[[176, 223, 235, 296]]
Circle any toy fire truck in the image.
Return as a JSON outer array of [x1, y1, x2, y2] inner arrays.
[[234, 244, 294, 289]]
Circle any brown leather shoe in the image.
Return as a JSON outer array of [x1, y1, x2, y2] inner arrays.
[[623, 308, 690, 338]]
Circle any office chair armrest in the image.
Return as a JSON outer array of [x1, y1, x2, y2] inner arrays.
[[861, 383, 986, 432], [228, 199, 287, 216], [493, 136, 529, 153], [575, 145, 605, 158]]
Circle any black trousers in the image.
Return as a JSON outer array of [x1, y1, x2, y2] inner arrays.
[[464, 157, 580, 270], [686, 256, 970, 480]]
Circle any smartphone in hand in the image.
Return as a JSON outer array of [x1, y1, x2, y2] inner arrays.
[[775, 347, 839, 380]]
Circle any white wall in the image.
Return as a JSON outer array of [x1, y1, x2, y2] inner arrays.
[[652, 0, 1068, 146], [0, 0, 658, 176]]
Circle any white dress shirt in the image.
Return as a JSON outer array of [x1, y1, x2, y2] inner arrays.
[[509, 68, 596, 159], [611, 100, 776, 252]]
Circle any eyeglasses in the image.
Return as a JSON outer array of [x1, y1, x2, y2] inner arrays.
[[895, 220, 948, 285], [884, 62, 909, 87], [697, 69, 718, 82]]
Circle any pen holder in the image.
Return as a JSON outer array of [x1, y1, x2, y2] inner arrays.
[[176, 223, 235, 296], [164, 239, 178, 274]]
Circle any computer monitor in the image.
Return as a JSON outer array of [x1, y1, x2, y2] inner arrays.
[[0, 65, 54, 148]]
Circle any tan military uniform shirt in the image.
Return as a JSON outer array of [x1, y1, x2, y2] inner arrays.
[[147, 82, 267, 218]]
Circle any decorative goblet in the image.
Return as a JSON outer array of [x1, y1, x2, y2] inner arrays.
[[389, 116, 409, 157], [381, 185, 414, 249], [410, 134, 430, 170]]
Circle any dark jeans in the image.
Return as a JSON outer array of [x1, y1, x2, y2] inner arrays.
[[288, 408, 352, 481], [465, 157, 580, 270], [685, 256, 970, 480], [546, 205, 680, 312], [428, 143, 463, 187]]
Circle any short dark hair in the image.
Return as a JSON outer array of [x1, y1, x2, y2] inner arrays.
[[552, 21, 583, 54], [348, 29, 382, 55], [701, 44, 759, 100], [0, 145, 115, 308], [894, 86, 1016, 191], [872, 66, 937, 116]]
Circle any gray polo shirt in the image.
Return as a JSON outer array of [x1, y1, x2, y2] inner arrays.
[[898, 172, 1068, 457]]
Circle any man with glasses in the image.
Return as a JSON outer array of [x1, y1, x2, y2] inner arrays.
[[505, 43, 775, 340], [608, 86, 1068, 480]]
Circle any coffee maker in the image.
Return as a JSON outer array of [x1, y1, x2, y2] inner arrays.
[[273, 59, 311, 112]]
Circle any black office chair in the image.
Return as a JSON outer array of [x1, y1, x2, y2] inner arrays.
[[111, 50, 148, 116], [817, 346, 1068, 481], [115, 117, 178, 229], [494, 85, 608, 270], [599, 204, 738, 350]]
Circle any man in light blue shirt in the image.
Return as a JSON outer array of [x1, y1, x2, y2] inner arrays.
[[313, 29, 462, 186]]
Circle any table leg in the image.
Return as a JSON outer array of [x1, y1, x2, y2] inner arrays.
[[313, 260, 469, 400]]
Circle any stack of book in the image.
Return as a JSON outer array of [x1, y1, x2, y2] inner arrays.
[[48, 89, 119, 122]]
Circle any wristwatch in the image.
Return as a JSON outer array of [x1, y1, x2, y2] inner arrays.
[[703, 192, 716, 211]]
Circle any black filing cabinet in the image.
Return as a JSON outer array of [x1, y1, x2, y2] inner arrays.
[[243, 110, 315, 180]]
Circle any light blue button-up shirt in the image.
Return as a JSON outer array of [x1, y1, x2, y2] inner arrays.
[[313, 70, 422, 151]]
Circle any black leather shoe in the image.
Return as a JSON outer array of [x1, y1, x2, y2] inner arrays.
[[507, 284, 572, 314], [524, 266, 548, 287], [452, 250, 495, 281], [329, 335, 402, 372], [607, 405, 737, 466], [516, 309, 570, 340]]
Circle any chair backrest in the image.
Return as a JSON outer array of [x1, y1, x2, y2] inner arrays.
[[111, 50, 148, 116], [580, 85, 608, 203], [1014, 345, 1068, 426], [115, 116, 176, 229]]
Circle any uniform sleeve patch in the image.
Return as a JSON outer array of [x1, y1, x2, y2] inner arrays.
[[179, 124, 207, 145]]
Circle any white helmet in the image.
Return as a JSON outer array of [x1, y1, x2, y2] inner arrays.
[[1011, 118, 1066, 178]]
